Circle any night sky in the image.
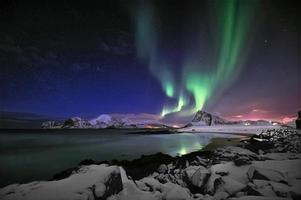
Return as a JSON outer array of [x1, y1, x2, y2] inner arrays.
[[0, 0, 300, 122]]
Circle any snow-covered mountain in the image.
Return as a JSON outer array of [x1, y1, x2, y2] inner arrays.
[[187, 110, 281, 127], [190, 110, 228, 126], [42, 113, 166, 129]]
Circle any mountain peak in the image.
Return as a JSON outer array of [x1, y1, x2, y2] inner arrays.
[[191, 110, 227, 126]]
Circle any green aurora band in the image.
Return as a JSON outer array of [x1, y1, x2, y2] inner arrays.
[[134, 0, 256, 117], [135, 3, 175, 99]]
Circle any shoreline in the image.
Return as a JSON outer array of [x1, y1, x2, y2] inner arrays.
[[1, 128, 300, 200], [0, 130, 243, 188], [0, 133, 243, 188], [50, 134, 249, 183]]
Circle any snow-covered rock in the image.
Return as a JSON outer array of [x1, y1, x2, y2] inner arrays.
[[157, 164, 168, 174], [214, 146, 259, 162], [114, 168, 193, 200], [0, 164, 122, 200], [247, 166, 288, 184], [190, 166, 211, 188]]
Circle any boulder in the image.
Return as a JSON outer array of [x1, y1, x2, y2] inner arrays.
[[234, 156, 252, 166], [214, 146, 259, 162], [183, 166, 200, 181], [220, 176, 247, 195], [0, 164, 122, 200], [246, 185, 277, 197], [117, 167, 160, 200], [204, 174, 222, 194], [139, 177, 162, 192], [162, 182, 192, 200], [247, 166, 288, 184], [157, 164, 168, 174], [196, 156, 208, 166], [213, 191, 229, 200], [190, 166, 211, 188]]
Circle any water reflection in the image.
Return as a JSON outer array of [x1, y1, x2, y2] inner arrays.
[[0, 131, 240, 187]]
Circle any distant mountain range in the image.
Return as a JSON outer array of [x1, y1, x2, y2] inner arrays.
[[0, 110, 284, 129], [42, 113, 167, 129]]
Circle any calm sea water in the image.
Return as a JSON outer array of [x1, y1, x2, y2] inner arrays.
[[0, 130, 240, 187]]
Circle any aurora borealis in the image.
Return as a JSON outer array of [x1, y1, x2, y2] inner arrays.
[[135, 0, 257, 117], [0, 0, 300, 122]]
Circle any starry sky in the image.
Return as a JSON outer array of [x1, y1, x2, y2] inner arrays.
[[0, 0, 300, 122]]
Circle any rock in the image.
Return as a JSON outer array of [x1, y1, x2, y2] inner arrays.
[[118, 167, 161, 200], [156, 173, 168, 184], [196, 156, 208, 166], [157, 164, 168, 174], [162, 182, 192, 200], [220, 176, 247, 195], [0, 164, 122, 200], [258, 149, 265, 155], [214, 146, 259, 162], [252, 179, 299, 198], [167, 163, 174, 170], [247, 166, 288, 184], [228, 196, 293, 200], [204, 174, 222, 194], [236, 192, 245, 197], [295, 111, 301, 129], [215, 171, 229, 176], [152, 172, 159, 178], [213, 191, 229, 200], [190, 166, 211, 188], [191, 160, 200, 166], [135, 180, 150, 191], [234, 156, 252, 166], [183, 166, 200, 181], [247, 129, 301, 153], [140, 177, 162, 191], [193, 193, 204, 199], [248, 185, 277, 197], [186, 160, 190, 167], [134, 177, 193, 200]]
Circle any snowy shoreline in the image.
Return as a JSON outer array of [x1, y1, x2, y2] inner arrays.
[[1, 128, 300, 200], [178, 125, 283, 135]]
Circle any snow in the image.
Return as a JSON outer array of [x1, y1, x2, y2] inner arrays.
[[179, 125, 282, 135], [90, 114, 112, 125], [0, 164, 121, 200]]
